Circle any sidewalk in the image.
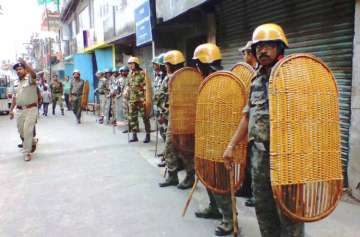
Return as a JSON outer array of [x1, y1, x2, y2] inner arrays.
[[114, 115, 360, 237]]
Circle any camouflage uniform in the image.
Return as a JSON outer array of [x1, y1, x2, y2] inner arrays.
[[244, 65, 305, 237], [70, 79, 84, 122], [96, 76, 107, 117], [154, 72, 168, 140], [121, 76, 130, 119], [128, 70, 150, 133], [50, 81, 64, 114]]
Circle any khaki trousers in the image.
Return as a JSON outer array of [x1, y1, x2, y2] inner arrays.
[[16, 107, 38, 154]]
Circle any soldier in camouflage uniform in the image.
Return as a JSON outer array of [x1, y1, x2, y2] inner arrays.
[[223, 24, 305, 237], [94, 71, 105, 121], [192, 43, 234, 236], [127, 56, 151, 143], [152, 54, 167, 165], [69, 70, 85, 124], [158, 50, 195, 190], [153, 54, 168, 143], [119, 66, 130, 132], [50, 75, 64, 115], [103, 68, 113, 124]]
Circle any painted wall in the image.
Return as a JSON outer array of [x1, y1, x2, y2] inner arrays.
[[65, 63, 74, 78], [74, 53, 95, 102], [95, 47, 113, 71], [349, 0, 360, 200]]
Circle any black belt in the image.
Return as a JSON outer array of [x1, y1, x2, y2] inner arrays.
[[17, 103, 37, 110]]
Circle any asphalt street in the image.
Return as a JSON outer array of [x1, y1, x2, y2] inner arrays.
[[0, 109, 359, 237]]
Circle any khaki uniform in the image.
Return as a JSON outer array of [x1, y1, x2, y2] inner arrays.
[[15, 75, 38, 155]]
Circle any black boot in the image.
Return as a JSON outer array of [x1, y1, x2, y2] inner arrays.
[[159, 171, 179, 187], [122, 129, 128, 133], [129, 133, 139, 142], [143, 133, 150, 143], [195, 204, 222, 219], [177, 171, 195, 190], [61, 109, 64, 115]]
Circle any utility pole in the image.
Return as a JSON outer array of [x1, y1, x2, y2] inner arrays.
[[45, 1, 52, 81]]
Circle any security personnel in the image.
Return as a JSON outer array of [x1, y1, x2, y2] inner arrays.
[[223, 23, 305, 237], [103, 68, 113, 124], [9, 60, 39, 161], [69, 69, 85, 124], [158, 50, 195, 189], [94, 71, 105, 121], [192, 43, 234, 236], [153, 54, 167, 163], [238, 40, 257, 208], [116, 66, 129, 122], [50, 74, 64, 115], [240, 41, 257, 69], [127, 56, 151, 143]]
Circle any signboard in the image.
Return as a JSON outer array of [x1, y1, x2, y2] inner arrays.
[[156, 0, 208, 22], [135, 0, 152, 46]]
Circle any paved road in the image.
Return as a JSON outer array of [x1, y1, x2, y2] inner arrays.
[[0, 110, 359, 237]]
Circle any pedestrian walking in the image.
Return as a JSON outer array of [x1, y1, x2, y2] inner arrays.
[[63, 76, 72, 111], [42, 86, 51, 116], [70, 69, 85, 124], [223, 23, 305, 237], [9, 60, 39, 161]]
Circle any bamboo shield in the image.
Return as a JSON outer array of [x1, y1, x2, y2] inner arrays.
[[81, 80, 90, 110], [269, 53, 343, 222], [195, 71, 249, 194], [169, 67, 203, 156]]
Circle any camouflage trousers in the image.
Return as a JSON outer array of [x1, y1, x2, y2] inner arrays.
[[52, 93, 64, 111], [250, 142, 305, 237], [71, 96, 82, 120], [207, 189, 233, 223], [164, 119, 194, 173], [129, 101, 150, 133], [155, 110, 168, 141]]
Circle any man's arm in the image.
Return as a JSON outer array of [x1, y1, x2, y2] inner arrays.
[[223, 115, 249, 169], [9, 96, 16, 120]]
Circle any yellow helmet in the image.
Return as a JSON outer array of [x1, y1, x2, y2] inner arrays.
[[128, 56, 140, 65], [192, 43, 222, 64], [164, 50, 185, 65], [252, 23, 288, 47]]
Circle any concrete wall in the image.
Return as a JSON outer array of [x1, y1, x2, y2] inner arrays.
[[349, 0, 360, 199]]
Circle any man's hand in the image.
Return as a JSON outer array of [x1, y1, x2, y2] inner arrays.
[[223, 145, 235, 170], [9, 111, 14, 120]]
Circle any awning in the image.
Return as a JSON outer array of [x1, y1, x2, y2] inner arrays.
[[83, 42, 111, 53]]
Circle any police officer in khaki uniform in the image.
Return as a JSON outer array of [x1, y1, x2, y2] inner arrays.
[[9, 60, 39, 161]]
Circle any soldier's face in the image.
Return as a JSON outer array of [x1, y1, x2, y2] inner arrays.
[[128, 63, 135, 71], [73, 73, 80, 79], [16, 67, 26, 78], [153, 63, 160, 72], [243, 50, 255, 65], [255, 42, 279, 66]]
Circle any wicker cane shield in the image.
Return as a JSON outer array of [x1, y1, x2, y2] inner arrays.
[[81, 80, 89, 110], [169, 67, 203, 156], [144, 71, 153, 118], [231, 62, 255, 91], [195, 71, 248, 194], [269, 53, 343, 222]]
